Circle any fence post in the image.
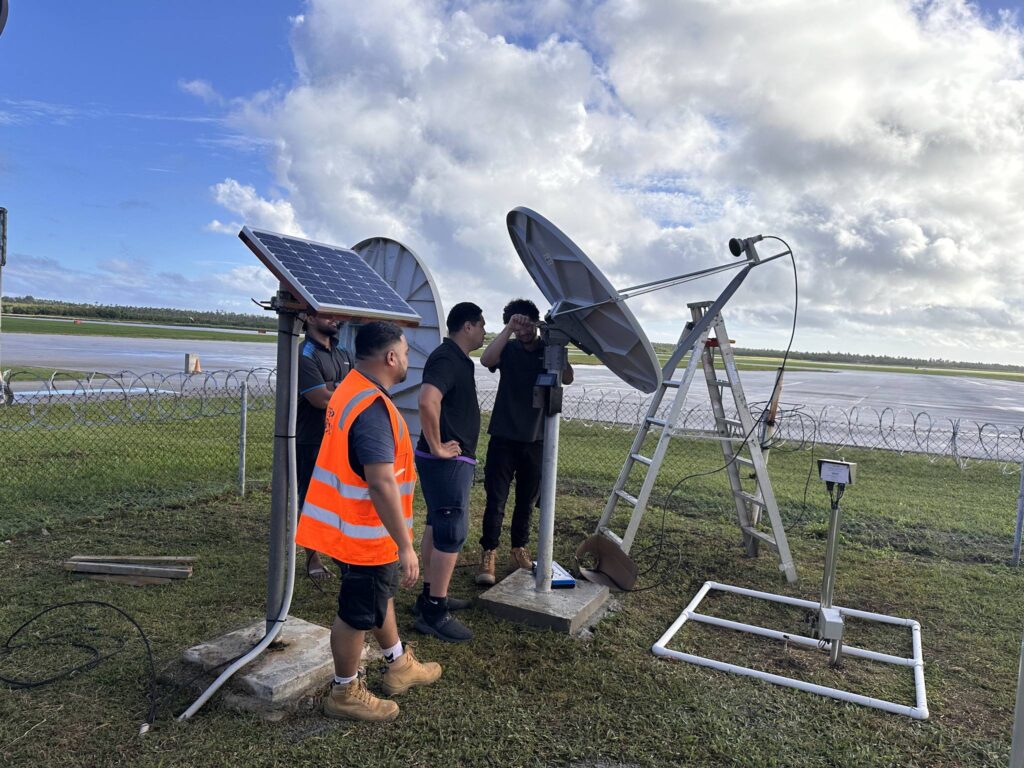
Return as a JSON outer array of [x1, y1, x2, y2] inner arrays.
[[238, 381, 248, 497], [1013, 462, 1024, 566]]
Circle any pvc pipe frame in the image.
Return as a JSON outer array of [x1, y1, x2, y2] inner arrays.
[[178, 320, 301, 720], [652, 581, 929, 720]]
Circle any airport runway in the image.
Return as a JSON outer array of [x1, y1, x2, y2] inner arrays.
[[4, 332, 1023, 427]]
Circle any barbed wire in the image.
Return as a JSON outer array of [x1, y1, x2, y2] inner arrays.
[[2, 369, 1023, 468]]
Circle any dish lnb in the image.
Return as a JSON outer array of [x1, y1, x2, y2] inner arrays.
[[729, 235, 764, 257]]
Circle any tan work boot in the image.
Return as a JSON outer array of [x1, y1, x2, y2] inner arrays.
[[381, 645, 443, 696], [475, 549, 497, 585], [323, 678, 399, 722], [511, 546, 533, 571]]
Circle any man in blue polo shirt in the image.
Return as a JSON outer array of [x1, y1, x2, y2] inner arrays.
[[297, 310, 353, 582], [412, 302, 486, 643]]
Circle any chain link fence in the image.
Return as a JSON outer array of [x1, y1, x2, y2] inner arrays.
[[2, 368, 1021, 561]]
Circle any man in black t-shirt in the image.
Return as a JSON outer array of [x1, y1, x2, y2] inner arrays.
[[297, 311, 353, 582], [412, 302, 485, 643], [475, 299, 573, 586]]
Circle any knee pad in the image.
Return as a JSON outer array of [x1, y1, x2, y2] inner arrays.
[[430, 506, 468, 553]]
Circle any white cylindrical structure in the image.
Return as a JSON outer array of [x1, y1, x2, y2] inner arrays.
[[534, 410, 560, 592]]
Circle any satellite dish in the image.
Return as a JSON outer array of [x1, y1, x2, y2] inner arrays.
[[0, 1, 9, 38], [350, 237, 445, 444], [506, 207, 662, 394]]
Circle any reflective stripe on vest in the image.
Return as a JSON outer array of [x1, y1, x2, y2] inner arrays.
[[312, 465, 415, 500], [302, 501, 414, 539]]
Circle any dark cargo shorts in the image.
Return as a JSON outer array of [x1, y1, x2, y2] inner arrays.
[[415, 455, 475, 553], [334, 560, 400, 630]]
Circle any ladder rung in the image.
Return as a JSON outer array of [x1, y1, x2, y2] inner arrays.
[[663, 380, 681, 389], [732, 455, 755, 468], [715, 379, 732, 388], [734, 490, 766, 507], [630, 453, 653, 466], [719, 418, 744, 429], [647, 417, 668, 427], [615, 489, 639, 506], [741, 526, 779, 549]]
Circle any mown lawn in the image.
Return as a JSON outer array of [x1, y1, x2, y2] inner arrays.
[[1, 415, 1022, 766]]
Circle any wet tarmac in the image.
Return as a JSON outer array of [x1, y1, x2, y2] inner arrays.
[[3, 332, 1022, 427]]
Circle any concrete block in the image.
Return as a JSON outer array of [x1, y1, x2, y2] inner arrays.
[[478, 568, 610, 634], [182, 615, 382, 711]]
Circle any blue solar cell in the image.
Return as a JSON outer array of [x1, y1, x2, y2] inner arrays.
[[240, 227, 420, 322]]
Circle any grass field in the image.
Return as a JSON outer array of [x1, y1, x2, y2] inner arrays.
[[2, 315, 276, 344], [1, 410, 1022, 766]]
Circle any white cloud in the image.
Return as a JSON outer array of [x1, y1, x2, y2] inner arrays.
[[211, 0, 1024, 364], [209, 179, 306, 237], [178, 78, 223, 105]]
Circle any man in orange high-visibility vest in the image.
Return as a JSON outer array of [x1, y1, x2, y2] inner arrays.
[[296, 320, 442, 722]]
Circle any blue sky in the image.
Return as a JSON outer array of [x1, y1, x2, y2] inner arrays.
[[2, 1, 1024, 363], [0, 1, 300, 307]]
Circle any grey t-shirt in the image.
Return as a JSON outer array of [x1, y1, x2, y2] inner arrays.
[[348, 398, 396, 480]]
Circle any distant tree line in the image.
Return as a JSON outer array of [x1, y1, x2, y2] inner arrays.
[[731, 346, 1024, 373], [2, 296, 275, 330]]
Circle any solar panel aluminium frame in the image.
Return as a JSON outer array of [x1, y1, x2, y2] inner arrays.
[[240, 226, 421, 324]]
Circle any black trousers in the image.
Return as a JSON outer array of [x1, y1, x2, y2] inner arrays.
[[479, 436, 543, 551]]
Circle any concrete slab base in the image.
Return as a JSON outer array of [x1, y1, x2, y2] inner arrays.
[[478, 568, 610, 634], [182, 615, 381, 714]]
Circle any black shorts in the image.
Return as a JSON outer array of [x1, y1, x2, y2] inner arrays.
[[415, 456, 475, 553], [335, 560, 400, 631]]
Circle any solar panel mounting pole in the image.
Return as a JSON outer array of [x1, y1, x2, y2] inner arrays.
[[267, 289, 302, 630], [0, 207, 7, 392]]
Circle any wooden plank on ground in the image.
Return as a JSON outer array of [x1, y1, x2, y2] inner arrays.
[[63, 561, 192, 579], [68, 555, 198, 563], [85, 574, 174, 586]]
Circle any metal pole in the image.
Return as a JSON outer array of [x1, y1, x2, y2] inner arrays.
[[0, 207, 7, 387], [238, 380, 248, 497], [267, 298, 300, 631], [534, 332, 568, 593], [820, 492, 842, 610], [1013, 463, 1024, 566], [1011, 631, 1024, 767]]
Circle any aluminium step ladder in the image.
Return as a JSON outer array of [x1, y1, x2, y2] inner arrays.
[[594, 301, 798, 583]]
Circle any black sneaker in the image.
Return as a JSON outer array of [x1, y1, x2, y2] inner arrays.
[[410, 594, 472, 618], [413, 611, 474, 643]]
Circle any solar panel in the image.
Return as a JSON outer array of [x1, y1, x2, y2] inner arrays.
[[240, 226, 421, 324]]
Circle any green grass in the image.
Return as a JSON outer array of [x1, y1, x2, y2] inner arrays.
[[1, 366, 93, 382], [1, 414, 1022, 766], [3, 315, 276, 344]]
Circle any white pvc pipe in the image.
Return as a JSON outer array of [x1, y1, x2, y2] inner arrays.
[[687, 612, 914, 667], [178, 332, 301, 720], [653, 581, 928, 720], [652, 645, 927, 719]]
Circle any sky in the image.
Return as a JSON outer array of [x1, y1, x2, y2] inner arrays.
[[2, 0, 1023, 364]]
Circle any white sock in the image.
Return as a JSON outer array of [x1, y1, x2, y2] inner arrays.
[[382, 641, 404, 663], [334, 674, 357, 686]]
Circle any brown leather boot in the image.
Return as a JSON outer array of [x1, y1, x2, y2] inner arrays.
[[381, 645, 443, 696], [511, 546, 533, 571], [323, 678, 399, 722], [475, 549, 497, 585]]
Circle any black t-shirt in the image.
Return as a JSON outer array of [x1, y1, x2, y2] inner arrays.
[[487, 339, 546, 443], [416, 337, 481, 459], [297, 335, 353, 445]]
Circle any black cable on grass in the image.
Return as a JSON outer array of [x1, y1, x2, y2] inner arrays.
[[625, 238, 801, 590], [0, 601, 157, 735]]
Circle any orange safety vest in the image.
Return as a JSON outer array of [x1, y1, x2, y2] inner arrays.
[[295, 369, 416, 566]]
